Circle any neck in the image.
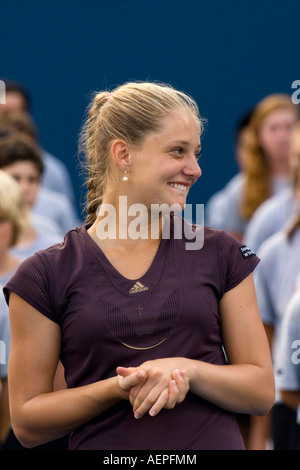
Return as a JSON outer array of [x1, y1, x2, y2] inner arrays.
[[94, 194, 164, 247], [266, 153, 290, 177]]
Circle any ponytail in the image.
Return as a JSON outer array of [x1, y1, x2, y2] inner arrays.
[[80, 92, 111, 224]]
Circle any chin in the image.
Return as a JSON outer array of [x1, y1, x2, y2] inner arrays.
[[167, 198, 186, 212]]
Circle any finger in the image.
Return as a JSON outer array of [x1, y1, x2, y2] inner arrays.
[[131, 375, 163, 412], [163, 379, 180, 410], [118, 369, 146, 392], [129, 382, 144, 407], [134, 387, 170, 419], [116, 366, 137, 377], [171, 369, 190, 403]]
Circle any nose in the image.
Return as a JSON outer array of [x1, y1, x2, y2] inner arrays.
[[183, 155, 202, 181]]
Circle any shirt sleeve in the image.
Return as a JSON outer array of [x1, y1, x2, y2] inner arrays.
[[217, 230, 260, 294], [3, 252, 60, 324]]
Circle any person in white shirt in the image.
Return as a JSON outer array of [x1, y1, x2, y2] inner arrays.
[[276, 286, 300, 449], [206, 94, 299, 241], [244, 121, 300, 252]]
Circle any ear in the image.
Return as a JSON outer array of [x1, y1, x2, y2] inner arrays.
[[110, 139, 131, 172]]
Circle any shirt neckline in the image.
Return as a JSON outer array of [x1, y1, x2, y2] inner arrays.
[[77, 221, 172, 296]]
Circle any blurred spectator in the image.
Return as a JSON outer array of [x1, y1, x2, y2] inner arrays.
[[0, 79, 78, 210], [276, 286, 300, 450], [0, 287, 10, 448], [206, 94, 299, 240], [0, 135, 63, 258], [244, 121, 300, 252], [248, 147, 300, 449], [0, 170, 29, 285], [0, 128, 78, 236], [205, 109, 254, 236], [0, 170, 29, 446]]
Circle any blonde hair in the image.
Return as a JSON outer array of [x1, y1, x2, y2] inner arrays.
[[240, 93, 299, 220], [79, 81, 203, 224], [0, 170, 30, 246]]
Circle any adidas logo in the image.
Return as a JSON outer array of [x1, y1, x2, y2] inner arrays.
[[129, 281, 149, 294]]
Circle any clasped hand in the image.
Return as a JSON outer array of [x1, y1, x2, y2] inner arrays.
[[117, 358, 190, 419]]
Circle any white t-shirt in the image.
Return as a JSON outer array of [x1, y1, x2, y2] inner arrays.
[[244, 187, 299, 252], [254, 229, 300, 396]]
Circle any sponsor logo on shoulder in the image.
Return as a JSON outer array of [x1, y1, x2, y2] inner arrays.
[[239, 245, 256, 259]]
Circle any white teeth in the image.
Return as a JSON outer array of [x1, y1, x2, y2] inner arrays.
[[168, 183, 187, 191]]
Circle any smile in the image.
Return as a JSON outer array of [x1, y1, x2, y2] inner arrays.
[[168, 183, 188, 192]]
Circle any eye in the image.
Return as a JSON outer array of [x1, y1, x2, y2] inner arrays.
[[172, 147, 184, 156], [194, 149, 202, 161]]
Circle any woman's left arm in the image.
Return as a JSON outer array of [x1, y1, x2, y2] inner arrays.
[[186, 273, 275, 415]]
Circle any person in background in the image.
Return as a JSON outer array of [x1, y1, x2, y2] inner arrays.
[[0, 171, 29, 448], [276, 282, 300, 450], [0, 170, 29, 286], [0, 287, 10, 448], [0, 79, 78, 212], [0, 108, 80, 234], [205, 109, 254, 234], [0, 134, 63, 259], [4, 81, 274, 450], [247, 145, 300, 450], [207, 94, 299, 241], [243, 120, 300, 252]]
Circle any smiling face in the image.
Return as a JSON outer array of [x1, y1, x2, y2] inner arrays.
[[125, 111, 202, 210]]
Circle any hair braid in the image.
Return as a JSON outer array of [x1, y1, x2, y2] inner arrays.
[[81, 92, 110, 224]]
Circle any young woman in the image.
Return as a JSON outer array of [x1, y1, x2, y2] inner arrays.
[[0, 170, 29, 286], [248, 127, 300, 450], [4, 82, 274, 450], [277, 285, 300, 450], [208, 94, 299, 241]]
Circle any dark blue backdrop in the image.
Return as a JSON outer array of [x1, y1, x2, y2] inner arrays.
[[1, 0, 299, 218]]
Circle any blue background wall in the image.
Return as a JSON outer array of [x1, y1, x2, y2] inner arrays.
[[1, 0, 299, 219]]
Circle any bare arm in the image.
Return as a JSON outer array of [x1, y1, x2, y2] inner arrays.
[[129, 274, 275, 418], [187, 273, 275, 414], [8, 293, 146, 448]]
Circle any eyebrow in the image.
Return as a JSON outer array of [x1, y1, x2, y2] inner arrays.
[[169, 140, 201, 150]]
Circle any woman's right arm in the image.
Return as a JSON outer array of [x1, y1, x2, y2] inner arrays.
[[8, 293, 146, 448]]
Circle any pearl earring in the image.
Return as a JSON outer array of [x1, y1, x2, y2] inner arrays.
[[122, 171, 128, 182]]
